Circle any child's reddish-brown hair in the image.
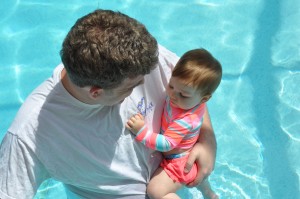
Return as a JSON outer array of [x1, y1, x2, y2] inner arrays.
[[172, 48, 222, 96]]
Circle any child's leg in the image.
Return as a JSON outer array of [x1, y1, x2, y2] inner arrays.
[[197, 179, 219, 199], [147, 167, 182, 199]]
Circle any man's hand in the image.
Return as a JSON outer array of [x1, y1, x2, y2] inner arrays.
[[184, 106, 217, 187], [126, 113, 145, 135], [184, 142, 215, 187]]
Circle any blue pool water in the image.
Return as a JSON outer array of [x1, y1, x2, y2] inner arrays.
[[1, 0, 299, 198]]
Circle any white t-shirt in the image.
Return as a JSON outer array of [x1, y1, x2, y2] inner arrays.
[[0, 45, 179, 199]]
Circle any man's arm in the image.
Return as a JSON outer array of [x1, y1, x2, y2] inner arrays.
[[184, 105, 217, 187], [0, 132, 50, 199]]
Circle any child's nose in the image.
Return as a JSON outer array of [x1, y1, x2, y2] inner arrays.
[[170, 90, 177, 99]]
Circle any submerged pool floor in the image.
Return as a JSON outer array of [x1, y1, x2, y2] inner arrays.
[[1, 1, 299, 198]]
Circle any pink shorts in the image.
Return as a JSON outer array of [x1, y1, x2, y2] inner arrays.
[[160, 155, 198, 184]]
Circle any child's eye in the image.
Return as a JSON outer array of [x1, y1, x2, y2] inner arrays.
[[168, 84, 174, 89], [179, 93, 188, 98]]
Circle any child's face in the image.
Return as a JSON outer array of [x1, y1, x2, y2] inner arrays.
[[167, 76, 205, 110]]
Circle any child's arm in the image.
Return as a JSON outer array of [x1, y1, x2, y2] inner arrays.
[[126, 113, 145, 135], [126, 113, 195, 152]]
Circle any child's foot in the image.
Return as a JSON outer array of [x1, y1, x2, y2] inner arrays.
[[198, 180, 218, 199], [202, 189, 219, 199]]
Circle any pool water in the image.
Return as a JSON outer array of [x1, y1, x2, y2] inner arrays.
[[1, 0, 299, 198]]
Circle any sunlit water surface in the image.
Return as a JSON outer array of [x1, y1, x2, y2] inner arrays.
[[0, 0, 299, 198]]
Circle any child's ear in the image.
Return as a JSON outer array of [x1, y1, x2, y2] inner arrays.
[[89, 86, 103, 99], [200, 94, 212, 104]]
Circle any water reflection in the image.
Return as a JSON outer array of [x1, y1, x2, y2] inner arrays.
[[1, 0, 299, 198]]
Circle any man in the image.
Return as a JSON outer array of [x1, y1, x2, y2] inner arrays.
[[0, 9, 216, 199]]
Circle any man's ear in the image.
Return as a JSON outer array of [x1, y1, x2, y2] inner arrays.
[[200, 94, 212, 104], [89, 86, 103, 99]]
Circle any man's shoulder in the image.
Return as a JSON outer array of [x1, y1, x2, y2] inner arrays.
[[7, 65, 63, 138], [158, 44, 179, 65]]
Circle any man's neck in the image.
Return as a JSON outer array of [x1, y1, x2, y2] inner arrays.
[[60, 68, 94, 104]]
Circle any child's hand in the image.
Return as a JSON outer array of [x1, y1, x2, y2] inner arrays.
[[126, 113, 145, 135]]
